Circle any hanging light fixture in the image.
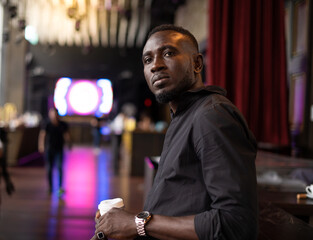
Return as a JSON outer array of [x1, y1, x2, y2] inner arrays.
[[23, 0, 152, 48]]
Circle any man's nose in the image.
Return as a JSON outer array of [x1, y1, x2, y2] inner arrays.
[[151, 57, 166, 73]]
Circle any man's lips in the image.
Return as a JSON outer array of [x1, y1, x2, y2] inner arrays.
[[152, 75, 169, 87]]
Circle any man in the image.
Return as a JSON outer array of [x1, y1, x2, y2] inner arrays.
[[38, 107, 71, 196], [92, 24, 258, 240]]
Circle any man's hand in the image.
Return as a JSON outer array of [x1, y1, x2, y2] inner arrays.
[[90, 208, 137, 240]]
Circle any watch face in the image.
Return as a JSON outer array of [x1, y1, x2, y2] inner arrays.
[[137, 211, 150, 219]]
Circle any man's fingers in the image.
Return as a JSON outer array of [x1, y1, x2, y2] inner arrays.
[[95, 210, 101, 223]]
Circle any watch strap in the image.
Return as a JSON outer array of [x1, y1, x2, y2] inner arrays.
[[135, 211, 152, 237], [135, 217, 146, 236]]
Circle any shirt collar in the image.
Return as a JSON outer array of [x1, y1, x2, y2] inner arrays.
[[170, 85, 227, 118]]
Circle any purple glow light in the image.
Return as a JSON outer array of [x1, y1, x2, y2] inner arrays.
[[68, 81, 100, 115]]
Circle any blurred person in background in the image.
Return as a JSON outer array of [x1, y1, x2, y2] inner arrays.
[[0, 125, 15, 206], [91, 116, 102, 150], [110, 111, 125, 175], [38, 108, 72, 196], [91, 114, 108, 153], [109, 103, 137, 175], [137, 110, 154, 132]]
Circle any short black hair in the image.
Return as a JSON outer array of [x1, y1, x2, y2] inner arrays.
[[147, 24, 199, 52]]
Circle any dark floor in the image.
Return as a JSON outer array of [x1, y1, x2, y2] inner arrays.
[[1, 146, 313, 240], [0, 146, 144, 240]]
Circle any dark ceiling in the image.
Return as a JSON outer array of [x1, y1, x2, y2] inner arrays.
[[150, 0, 186, 28]]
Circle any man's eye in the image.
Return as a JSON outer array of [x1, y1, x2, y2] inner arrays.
[[164, 51, 174, 57], [144, 57, 152, 64]]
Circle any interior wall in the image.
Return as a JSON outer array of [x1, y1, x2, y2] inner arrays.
[[174, 0, 208, 84], [0, 10, 27, 114], [285, 0, 313, 157], [0, 5, 3, 106], [175, 0, 208, 48], [308, 1, 313, 156]]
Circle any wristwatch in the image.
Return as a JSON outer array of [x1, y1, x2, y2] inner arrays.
[[135, 211, 152, 236]]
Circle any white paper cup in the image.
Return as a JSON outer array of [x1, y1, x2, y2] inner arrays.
[[98, 198, 124, 216]]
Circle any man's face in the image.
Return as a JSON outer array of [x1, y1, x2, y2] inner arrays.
[[48, 109, 58, 122], [142, 30, 198, 103]]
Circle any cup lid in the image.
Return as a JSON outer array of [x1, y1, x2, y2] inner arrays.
[[98, 198, 124, 210]]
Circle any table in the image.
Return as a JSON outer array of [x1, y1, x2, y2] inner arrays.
[[258, 188, 313, 225], [256, 150, 313, 225], [128, 131, 164, 176], [258, 202, 313, 240]]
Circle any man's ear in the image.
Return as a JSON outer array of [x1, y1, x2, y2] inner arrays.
[[193, 54, 203, 73]]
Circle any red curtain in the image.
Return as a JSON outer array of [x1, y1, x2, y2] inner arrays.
[[207, 0, 289, 146]]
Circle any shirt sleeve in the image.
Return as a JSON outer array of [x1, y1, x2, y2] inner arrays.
[[193, 102, 258, 240]]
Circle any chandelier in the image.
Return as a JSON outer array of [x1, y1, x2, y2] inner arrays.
[[24, 0, 152, 48]]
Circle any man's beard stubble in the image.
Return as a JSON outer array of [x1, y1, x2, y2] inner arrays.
[[154, 72, 194, 104], [155, 91, 178, 104]]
